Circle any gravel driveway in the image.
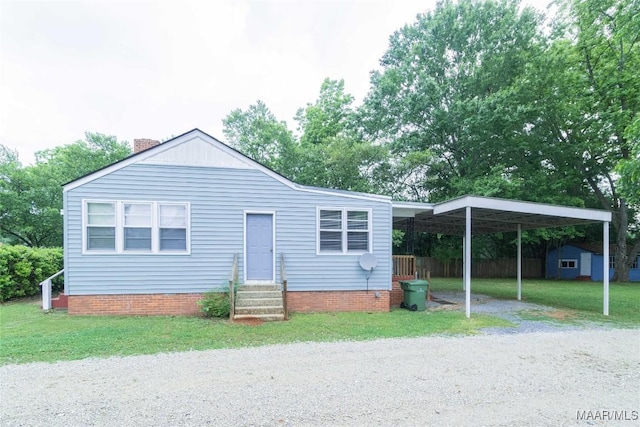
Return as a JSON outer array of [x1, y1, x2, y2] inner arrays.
[[2, 327, 639, 426]]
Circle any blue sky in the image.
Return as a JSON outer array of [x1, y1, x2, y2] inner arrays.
[[0, 0, 550, 164]]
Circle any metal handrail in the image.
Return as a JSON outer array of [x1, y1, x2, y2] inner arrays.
[[280, 253, 288, 320], [39, 269, 64, 310]]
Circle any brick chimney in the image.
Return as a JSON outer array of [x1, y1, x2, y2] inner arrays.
[[133, 138, 160, 154]]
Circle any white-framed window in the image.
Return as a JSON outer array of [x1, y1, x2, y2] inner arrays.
[[86, 202, 116, 250], [559, 259, 577, 269], [159, 204, 187, 251], [317, 208, 371, 254], [609, 256, 615, 269], [83, 200, 190, 254], [632, 257, 639, 269], [123, 203, 152, 251]]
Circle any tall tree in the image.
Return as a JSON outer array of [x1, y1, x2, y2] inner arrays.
[[616, 115, 640, 206], [0, 133, 131, 247], [359, 0, 613, 263], [361, 0, 549, 202], [294, 78, 388, 192], [222, 100, 297, 177], [537, 0, 640, 280], [295, 78, 356, 145], [224, 80, 388, 193]]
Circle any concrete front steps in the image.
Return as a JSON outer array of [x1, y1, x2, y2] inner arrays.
[[233, 284, 285, 321]]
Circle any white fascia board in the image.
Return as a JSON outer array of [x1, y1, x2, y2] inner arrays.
[[434, 196, 612, 222], [392, 201, 435, 218], [294, 185, 392, 202], [63, 128, 392, 203]]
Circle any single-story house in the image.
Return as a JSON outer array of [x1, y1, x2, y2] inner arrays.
[[62, 129, 394, 315], [56, 128, 614, 317], [546, 243, 640, 281]]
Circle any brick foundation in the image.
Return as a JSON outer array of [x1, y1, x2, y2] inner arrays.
[[286, 290, 390, 312], [68, 294, 203, 316], [68, 289, 393, 315], [51, 292, 69, 309]]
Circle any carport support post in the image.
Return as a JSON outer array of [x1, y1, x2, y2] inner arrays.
[[462, 236, 466, 291], [465, 206, 471, 318], [517, 224, 522, 301], [603, 222, 609, 316]]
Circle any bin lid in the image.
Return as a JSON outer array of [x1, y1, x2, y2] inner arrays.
[[400, 279, 429, 286]]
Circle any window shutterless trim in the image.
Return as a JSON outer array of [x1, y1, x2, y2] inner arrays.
[[316, 207, 372, 255], [559, 259, 577, 269], [81, 199, 191, 255]]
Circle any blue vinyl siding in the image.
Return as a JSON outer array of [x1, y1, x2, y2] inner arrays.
[[546, 245, 640, 281], [545, 245, 583, 279], [65, 163, 392, 295], [591, 255, 640, 281]]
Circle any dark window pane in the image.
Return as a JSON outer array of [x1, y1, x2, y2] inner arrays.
[[320, 231, 342, 251], [87, 227, 115, 250], [347, 232, 369, 251], [124, 227, 152, 250], [160, 228, 186, 251]]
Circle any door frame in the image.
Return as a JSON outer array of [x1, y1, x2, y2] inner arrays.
[[243, 210, 276, 283]]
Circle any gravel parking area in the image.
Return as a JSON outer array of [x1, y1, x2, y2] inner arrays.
[[428, 291, 613, 335], [2, 327, 639, 426]]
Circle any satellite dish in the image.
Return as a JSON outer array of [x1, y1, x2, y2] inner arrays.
[[359, 253, 378, 271], [359, 253, 377, 293]]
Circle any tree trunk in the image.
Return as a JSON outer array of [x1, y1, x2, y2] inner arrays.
[[611, 199, 629, 282]]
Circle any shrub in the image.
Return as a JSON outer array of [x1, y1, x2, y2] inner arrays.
[[198, 289, 230, 318], [0, 245, 63, 301]]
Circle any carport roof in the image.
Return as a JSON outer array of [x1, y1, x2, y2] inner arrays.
[[392, 195, 612, 235]]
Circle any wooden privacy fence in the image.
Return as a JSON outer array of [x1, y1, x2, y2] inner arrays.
[[393, 256, 542, 279]]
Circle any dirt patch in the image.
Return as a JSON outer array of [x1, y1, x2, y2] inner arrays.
[[233, 317, 264, 326], [543, 309, 578, 320], [518, 309, 579, 321]]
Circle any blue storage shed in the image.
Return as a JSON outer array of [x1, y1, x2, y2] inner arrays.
[[547, 243, 639, 281]]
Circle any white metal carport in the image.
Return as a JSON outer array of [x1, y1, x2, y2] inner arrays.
[[392, 196, 613, 318]]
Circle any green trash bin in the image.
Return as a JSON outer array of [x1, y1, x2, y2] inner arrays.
[[399, 280, 429, 311]]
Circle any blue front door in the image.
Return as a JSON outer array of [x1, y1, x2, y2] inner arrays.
[[246, 214, 274, 281]]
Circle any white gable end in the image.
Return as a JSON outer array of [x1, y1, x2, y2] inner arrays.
[[64, 128, 389, 201], [139, 136, 252, 169]]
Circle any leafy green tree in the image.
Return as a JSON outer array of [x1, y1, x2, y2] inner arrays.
[[0, 133, 131, 247], [292, 78, 388, 192], [224, 80, 388, 193], [535, 0, 640, 280], [222, 100, 297, 177], [295, 78, 356, 145], [616, 115, 640, 206], [359, 0, 578, 266], [361, 0, 548, 202]]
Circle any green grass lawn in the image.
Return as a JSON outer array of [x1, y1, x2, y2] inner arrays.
[[430, 278, 640, 325], [0, 299, 510, 365], [3, 279, 637, 366]]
